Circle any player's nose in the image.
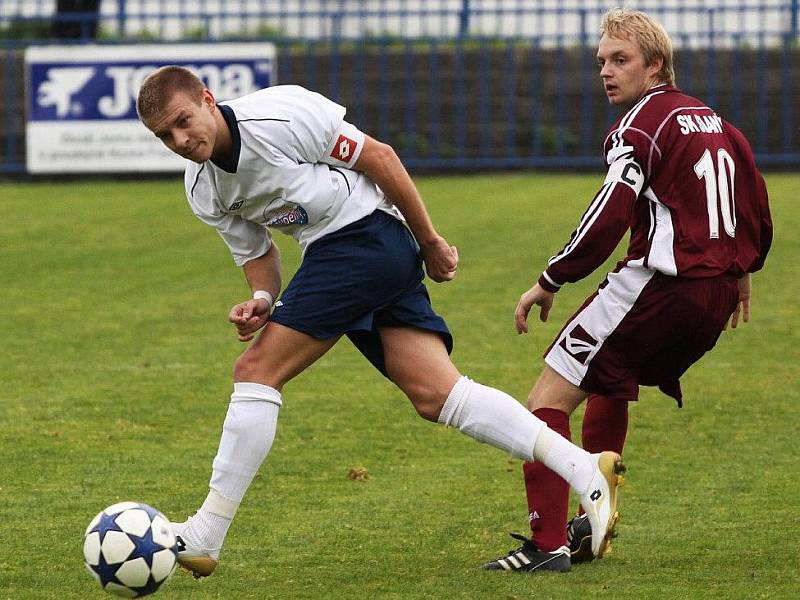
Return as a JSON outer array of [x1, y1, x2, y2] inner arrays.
[[173, 130, 190, 149]]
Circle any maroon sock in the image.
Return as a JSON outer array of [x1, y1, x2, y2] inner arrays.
[[522, 408, 571, 551], [576, 395, 629, 516], [581, 394, 629, 455]]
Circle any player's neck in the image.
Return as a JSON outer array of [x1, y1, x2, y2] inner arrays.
[[211, 110, 234, 163], [624, 80, 669, 109]]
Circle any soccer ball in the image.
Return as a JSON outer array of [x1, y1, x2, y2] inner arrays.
[[83, 501, 178, 598]]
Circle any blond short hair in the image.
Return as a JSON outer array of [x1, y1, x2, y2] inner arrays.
[[601, 7, 675, 86], [136, 65, 206, 123]]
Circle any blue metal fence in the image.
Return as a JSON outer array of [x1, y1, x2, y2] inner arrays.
[[3, 1, 797, 43], [2, 1, 799, 173]]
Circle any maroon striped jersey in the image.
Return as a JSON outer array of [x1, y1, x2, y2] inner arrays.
[[539, 85, 772, 293]]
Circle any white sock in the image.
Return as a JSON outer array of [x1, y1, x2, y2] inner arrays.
[[437, 376, 545, 460], [209, 382, 282, 501], [184, 382, 281, 554], [176, 490, 237, 559], [532, 426, 594, 494]]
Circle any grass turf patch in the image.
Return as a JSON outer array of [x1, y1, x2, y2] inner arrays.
[[0, 173, 797, 599]]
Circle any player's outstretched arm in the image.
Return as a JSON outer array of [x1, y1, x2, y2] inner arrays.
[[728, 273, 751, 329], [229, 245, 282, 342], [515, 283, 555, 334], [354, 135, 458, 282]]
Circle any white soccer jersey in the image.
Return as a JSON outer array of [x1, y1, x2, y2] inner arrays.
[[185, 85, 402, 265]]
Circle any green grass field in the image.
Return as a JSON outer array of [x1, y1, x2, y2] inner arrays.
[[1, 173, 797, 599]]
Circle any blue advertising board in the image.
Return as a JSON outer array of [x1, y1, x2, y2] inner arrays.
[[25, 44, 276, 173]]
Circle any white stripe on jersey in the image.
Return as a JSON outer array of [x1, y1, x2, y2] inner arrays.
[[545, 264, 656, 387], [607, 127, 660, 166], [605, 91, 666, 165], [547, 149, 644, 270], [643, 187, 678, 275], [547, 181, 614, 267], [541, 270, 561, 290], [646, 196, 657, 241]]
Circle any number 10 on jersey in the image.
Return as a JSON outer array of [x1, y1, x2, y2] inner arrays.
[[694, 148, 737, 239]]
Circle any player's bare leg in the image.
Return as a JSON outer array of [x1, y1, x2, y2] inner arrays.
[[380, 327, 624, 566], [379, 326, 461, 421], [174, 322, 338, 578], [381, 326, 550, 457]]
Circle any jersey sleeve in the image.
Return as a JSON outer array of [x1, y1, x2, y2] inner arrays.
[[539, 147, 645, 292], [725, 121, 773, 274], [280, 88, 364, 169], [185, 167, 272, 267], [201, 212, 272, 267], [319, 120, 365, 169], [746, 172, 773, 273]]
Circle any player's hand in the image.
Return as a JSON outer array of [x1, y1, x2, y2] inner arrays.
[[727, 273, 751, 329], [420, 236, 458, 282], [515, 283, 555, 334], [228, 298, 271, 342]]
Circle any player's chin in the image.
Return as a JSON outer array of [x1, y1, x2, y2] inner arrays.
[[608, 94, 634, 108], [184, 144, 212, 163]]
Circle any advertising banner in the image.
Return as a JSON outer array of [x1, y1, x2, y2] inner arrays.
[[25, 44, 276, 173]]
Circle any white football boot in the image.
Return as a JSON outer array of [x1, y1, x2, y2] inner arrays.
[[171, 521, 219, 578], [578, 451, 626, 558]]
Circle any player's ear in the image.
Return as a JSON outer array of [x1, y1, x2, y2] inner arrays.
[[201, 88, 216, 109], [647, 56, 664, 80]]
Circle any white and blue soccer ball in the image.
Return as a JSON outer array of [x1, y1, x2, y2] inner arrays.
[[83, 501, 178, 598]]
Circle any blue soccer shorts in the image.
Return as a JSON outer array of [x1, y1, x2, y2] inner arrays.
[[270, 210, 453, 376]]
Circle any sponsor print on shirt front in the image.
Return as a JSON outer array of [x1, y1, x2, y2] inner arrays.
[[263, 203, 309, 227]]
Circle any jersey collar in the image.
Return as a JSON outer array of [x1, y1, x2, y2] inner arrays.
[[212, 104, 241, 174], [643, 83, 679, 97]]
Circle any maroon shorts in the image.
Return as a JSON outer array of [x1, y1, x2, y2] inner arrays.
[[544, 264, 739, 404]]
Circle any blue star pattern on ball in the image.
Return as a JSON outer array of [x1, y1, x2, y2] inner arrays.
[[127, 525, 162, 568], [84, 502, 178, 597], [137, 504, 162, 521], [129, 575, 165, 597], [89, 511, 125, 541], [86, 511, 129, 588], [90, 550, 125, 588]]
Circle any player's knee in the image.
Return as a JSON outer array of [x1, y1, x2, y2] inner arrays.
[[526, 366, 585, 412], [396, 380, 446, 422], [527, 389, 566, 412], [411, 396, 445, 422], [526, 389, 544, 411], [527, 386, 584, 414], [233, 347, 275, 386]]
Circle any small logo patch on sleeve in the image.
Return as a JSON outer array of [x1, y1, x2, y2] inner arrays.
[[330, 134, 357, 162]]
